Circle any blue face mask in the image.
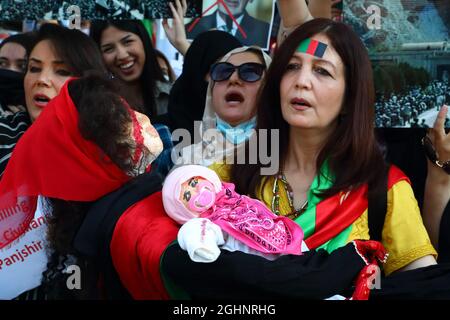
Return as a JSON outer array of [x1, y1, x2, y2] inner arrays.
[[216, 116, 256, 145]]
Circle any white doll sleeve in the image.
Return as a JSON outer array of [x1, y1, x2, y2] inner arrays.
[[177, 218, 225, 263]]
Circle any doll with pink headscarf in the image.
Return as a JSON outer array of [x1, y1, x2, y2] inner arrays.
[[162, 165, 306, 263]]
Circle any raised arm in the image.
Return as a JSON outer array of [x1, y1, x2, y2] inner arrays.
[[277, 0, 313, 28], [422, 105, 450, 249], [276, 1, 332, 45], [162, 0, 191, 56], [308, 0, 333, 19]]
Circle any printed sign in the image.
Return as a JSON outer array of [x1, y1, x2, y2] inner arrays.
[[0, 200, 48, 300], [185, 0, 275, 50]]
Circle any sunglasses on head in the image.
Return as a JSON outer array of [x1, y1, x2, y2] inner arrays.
[[210, 62, 265, 83]]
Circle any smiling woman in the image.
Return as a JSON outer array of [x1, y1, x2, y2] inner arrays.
[[90, 21, 168, 118], [90, 21, 176, 178]]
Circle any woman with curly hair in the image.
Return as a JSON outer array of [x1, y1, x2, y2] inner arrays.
[[0, 74, 163, 299]]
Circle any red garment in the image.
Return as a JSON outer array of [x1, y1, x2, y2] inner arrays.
[[110, 191, 179, 299], [304, 165, 409, 250], [0, 79, 130, 249]]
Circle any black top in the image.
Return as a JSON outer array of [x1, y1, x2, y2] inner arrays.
[[377, 128, 450, 262], [0, 111, 30, 178]]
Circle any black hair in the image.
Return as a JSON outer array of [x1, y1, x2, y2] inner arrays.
[[30, 23, 107, 76], [232, 18, 386, 199], [155, 49, 176, 83], [42, 73, 142, 299], [90, 20, 165, 117], [0, 32, 38, 56]]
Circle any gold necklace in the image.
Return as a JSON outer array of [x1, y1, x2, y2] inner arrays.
[[272, 172, 308, 220]]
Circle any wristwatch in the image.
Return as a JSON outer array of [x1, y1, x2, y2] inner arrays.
[[422, 136, 450, 175]]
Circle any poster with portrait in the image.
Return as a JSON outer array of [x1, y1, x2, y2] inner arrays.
[[344, 0, 450, 128], [185, 0, 276, 50]]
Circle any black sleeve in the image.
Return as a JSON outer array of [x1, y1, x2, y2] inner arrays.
[[438, 200, 450, 263], [161, 243, 365, 299]]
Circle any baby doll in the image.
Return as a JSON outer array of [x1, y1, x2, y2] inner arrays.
[[162, 165, 306, 263]]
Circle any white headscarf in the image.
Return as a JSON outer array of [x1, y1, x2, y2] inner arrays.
[[175, 46, 272, 167]]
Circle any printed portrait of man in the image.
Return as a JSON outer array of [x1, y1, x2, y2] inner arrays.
[[186, 0, 273, 49]]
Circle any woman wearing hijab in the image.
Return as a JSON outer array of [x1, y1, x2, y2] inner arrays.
[[165, 30, 242, 136], [174, 46, 272, 167]]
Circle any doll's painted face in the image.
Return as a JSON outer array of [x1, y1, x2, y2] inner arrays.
[[127, 110, 163, 176], [180, 176, 216, 213]]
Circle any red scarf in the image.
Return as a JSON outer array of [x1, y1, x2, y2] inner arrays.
[[304, 165, 409, 250], [110, 191, 179, 299], [0, 79, 130, 249]]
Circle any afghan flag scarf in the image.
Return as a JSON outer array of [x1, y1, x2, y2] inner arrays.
[[295, 162, 409, 252], [0, 79, 130, 249]]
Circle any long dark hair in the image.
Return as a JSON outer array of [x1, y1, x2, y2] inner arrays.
[[30, 23, 107, 76], [232, 18, 386, 199], [155, 49, 176, 83], [90, 20, 165, 117], [42, 74, 137, 299]]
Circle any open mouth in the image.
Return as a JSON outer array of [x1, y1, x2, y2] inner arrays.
[[33, 94, 51, 108], [119, 60, 135, 70], [225, 92, 244, 105]]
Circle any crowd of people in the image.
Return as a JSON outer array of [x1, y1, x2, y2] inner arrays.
[[0, 0, 449, 301], [0, 0, 202, 20], [375, 80, 450, 128]]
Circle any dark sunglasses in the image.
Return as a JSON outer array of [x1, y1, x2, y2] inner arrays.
[[422, 135, 450, 174], [210, 62, 265, 83]]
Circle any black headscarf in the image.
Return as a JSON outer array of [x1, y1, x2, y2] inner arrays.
[[166, 30, 241, 136], [0, 69, 25, 107]]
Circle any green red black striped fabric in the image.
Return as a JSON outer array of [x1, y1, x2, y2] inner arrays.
[[297, 38, 328, 58], [297, 165, 409, 252]]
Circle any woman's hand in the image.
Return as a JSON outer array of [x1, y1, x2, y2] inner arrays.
[[162, 0, 191, 56], [429, 105, 450, 165], [423, 105, 450, 249]]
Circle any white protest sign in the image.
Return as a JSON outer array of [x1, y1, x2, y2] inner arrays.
[[0, 199, 48, 300]]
